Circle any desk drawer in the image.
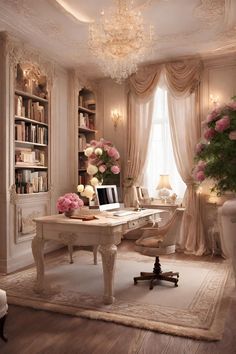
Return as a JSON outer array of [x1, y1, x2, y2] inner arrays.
[[128, 216, 150, 230]]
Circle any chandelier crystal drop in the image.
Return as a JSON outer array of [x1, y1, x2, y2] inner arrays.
[[88, 0, 154, 83]]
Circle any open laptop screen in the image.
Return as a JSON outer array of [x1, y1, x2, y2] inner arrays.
[[95, 185, 120, 211]]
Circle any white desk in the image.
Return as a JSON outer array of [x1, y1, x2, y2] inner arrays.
[[32, 209, 162, 304]]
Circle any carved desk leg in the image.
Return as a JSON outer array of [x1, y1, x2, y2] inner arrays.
[[32, 234, 45, 293], [99, 244, 117, 305], [68, 244, 74, 264], [93, 245, 99, 265]]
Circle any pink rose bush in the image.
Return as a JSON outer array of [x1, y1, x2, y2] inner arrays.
[[84, 138, 120, 183], [193, 97, 236, 194], [56, 193, 84, 213]]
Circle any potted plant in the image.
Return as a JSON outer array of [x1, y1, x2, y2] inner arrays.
[[194, 97, 236, 283]]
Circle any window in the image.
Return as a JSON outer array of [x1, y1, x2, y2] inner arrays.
[[143, 87, 186, 199]]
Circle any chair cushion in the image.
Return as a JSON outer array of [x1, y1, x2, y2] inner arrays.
[[137, 237, 163, 248], [0, 289, 8, 318]]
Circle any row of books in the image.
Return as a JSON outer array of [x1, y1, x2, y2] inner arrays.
[[15, 170, 48, 194], [78, 133, 87, 152], [78, 173, 87, 185], [79, 113, 95, 130], [15, 147, 46, 166], [15, 95, 47, 123], [15, 121, 48, 145]]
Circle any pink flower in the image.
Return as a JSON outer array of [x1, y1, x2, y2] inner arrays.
[[111, 165, 120, 174], [197, 160, 206, 171], [107, 147, 120, 160], [206, 110, 219, 123], [56, 193, 83, 213], [227, 102, 236, 110], [196, 170, 205, 182], [195, 143, 206, 154], [204, 128, 216, 140], [98, 164, 107, 173], [215, 115, 230, 132]]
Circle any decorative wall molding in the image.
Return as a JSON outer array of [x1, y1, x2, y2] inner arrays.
[[3, 33, 55, 88], [9, 184, 18, 204], [194, 0, 225, 25]]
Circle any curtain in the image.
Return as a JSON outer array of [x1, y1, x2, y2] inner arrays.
[[167, 91, 207, 255], [126, 59, 207, 255], [124, 92, 154, 206]]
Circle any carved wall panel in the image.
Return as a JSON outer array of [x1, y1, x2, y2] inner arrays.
[[15, 197, 49, 243]]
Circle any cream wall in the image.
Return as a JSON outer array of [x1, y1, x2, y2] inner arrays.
[[97, 78, 127, 187], [201, 53, 236, 120]]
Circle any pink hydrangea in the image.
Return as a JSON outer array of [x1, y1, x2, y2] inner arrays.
[[197, 160, 206, 171], [196, 170, 205, 182], [206, 109, 220, 123], [227, 102, 236, 110], [56, 193, 83, 213], [204, 127, 216, 140], [195, 142, 206, 154], [111, 165, 120, 174], [215, 115, 230, 132]]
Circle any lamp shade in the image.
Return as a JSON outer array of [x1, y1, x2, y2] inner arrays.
[[156, 174, 172, 190]]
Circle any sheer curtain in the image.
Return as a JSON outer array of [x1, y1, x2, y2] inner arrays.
[[124, 92, 155, 207], [143, 87, 186, 199]]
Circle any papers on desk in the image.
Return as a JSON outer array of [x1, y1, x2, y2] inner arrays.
[[69, 215, 98, 221]]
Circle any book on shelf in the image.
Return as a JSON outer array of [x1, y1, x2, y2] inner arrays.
[[78, 133, 87, 151], [15, 169, 48, 194], [15, 147, 46, 167]]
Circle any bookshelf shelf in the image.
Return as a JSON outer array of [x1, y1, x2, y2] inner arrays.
[[78, 88, 96, 189], [15, 165, 48, 169], [15, 140, 47, 147], [15, 89, 48, 103], [14, 63, 49, 195], [15, 115, 48, 127], [78, 106, 95, 115], [79, 126, 96, 134]]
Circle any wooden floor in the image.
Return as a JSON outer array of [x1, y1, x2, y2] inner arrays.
[[1, 241, 236, 354]]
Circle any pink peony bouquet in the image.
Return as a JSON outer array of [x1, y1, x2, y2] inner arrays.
[[84, 138, 120, 184], [193, 97, 236, 194], [56, 193, 84, 213]]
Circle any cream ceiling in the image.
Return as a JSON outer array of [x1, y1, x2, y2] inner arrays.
[[0, 0, 236, 80]]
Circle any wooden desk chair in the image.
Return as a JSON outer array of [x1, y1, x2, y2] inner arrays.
[[133, 208, 185, 290]]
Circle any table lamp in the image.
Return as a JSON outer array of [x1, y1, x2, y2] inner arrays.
[[156, 174, 172, 203]]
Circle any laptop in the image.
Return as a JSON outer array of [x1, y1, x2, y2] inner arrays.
[[95, 185, 135, 216]]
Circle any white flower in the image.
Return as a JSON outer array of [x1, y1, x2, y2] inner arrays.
[[94, 147, 103, 156], [82, 185, 94, 199], [77, 184, 84, 193], [84, 147, 94, 157], [90, 177, 99, 186], [87, 164, 98, 175]]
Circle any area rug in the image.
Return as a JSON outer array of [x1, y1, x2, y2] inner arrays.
[[0, 249, 234, 341]]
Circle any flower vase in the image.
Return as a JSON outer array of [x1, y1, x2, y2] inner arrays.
[[64, 210, 74, 218], [219, 198, 236, 286]]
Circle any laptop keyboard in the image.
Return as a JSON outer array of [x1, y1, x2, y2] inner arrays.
[[113, 210, 135, 217]]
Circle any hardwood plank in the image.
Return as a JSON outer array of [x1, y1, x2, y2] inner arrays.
[[0, 241, 235, 354]]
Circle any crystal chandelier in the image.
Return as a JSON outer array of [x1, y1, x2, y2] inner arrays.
[[88, 0, 153, 83]]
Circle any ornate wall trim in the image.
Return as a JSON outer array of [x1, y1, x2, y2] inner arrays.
[[4, 33, 55, 88]]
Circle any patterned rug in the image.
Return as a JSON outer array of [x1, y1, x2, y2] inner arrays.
[[0, 249, 234, 341]]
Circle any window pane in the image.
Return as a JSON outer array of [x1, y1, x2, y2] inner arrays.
[[144, 87, 186, 200]]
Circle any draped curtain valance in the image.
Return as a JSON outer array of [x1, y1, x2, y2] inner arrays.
[[129, 59, 203, 99]]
